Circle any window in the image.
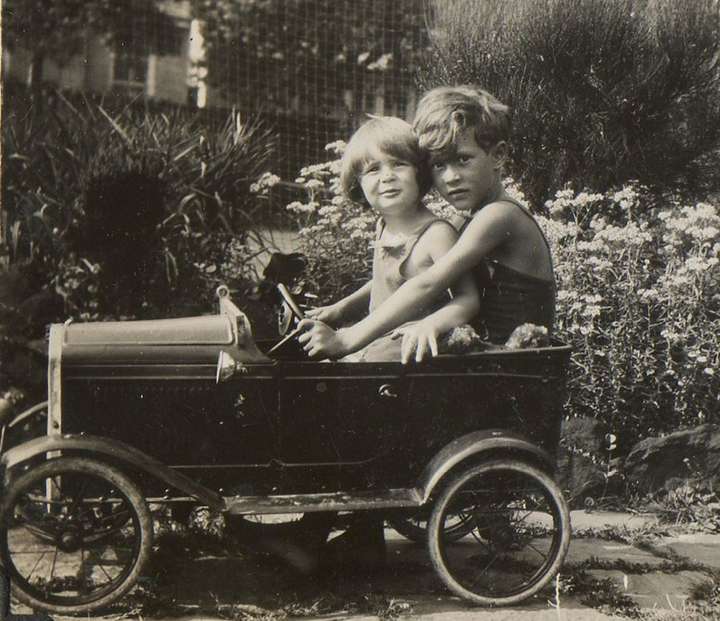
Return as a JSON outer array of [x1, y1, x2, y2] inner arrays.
[[157, 24, 185, 57], [113, 51, 147, 87]]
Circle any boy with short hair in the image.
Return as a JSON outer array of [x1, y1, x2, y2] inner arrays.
[[299, 85, 555, 363]]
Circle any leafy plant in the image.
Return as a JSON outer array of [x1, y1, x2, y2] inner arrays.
[[420, 0, 720, 205], [540, 186, 720, 452], [543, 186, 720, 449], [190, 0, 428, 115], [2, 87, 277, 325]]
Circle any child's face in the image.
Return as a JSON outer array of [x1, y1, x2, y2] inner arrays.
[[429, 131, 503, 211], [359, 147, 421, 217]]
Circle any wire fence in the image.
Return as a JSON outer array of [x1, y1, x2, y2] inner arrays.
[[2, 0, 430, 179], [3, 0, 431, 236], [194, 0, 430, 180]]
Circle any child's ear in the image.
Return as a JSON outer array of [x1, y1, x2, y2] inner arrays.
[[491, 141, 510, 170]]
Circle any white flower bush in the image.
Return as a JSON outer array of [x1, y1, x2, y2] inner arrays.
[[542, 184, 720, 447]]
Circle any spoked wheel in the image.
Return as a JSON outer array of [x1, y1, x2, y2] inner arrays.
[[389, 509, 476, 544], [428, 460, 570, 606], [0, 457, 153, 615]]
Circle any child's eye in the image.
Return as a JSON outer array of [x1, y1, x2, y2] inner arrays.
[[363, 164, 380, 175], [458, 156, 472, 164], [431, 161, 446, 170]]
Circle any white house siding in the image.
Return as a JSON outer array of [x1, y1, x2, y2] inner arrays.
[[153, 52, 190, 103], [85, 37, 114, 92], [3, 47, 33, 84], [3, 21, 190, 105], [43, 53, 88, 91]]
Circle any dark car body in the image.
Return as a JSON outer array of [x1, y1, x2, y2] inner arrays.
[[26, 290, 569, 501], [0, 287, 572, 614]]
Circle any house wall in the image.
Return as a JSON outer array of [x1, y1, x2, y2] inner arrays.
[[153, 49, 190, 103], [3, 29, 191, 105], [3, 47, 33, 84], [85, 37, 114, 92]]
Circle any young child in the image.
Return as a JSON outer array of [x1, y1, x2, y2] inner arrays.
[[299, 86, 555, 362], [304, 115, 477, 362]]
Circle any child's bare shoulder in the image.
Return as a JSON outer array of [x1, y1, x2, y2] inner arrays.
[[465, 200, 523, 233], [422, 219, 458, 245], [415, 219, 458, 258]]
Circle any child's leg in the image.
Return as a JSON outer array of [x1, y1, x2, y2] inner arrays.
[[356, 332, 404, 362]]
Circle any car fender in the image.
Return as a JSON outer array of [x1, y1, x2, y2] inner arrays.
[[0, 433, 225, 510], [1, 400, 48, 431], [417, 430, 555, 503]]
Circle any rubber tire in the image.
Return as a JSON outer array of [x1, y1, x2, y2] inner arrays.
[[0, 457, 153, 615], [389, 511, 475, 544], [388, 515, 428, 543], [427, 459, 571, 607]]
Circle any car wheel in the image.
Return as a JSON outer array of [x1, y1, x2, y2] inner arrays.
[[389, 509, 476, 544], [427, 459, 570, 606], [0, 457, 153, 615]]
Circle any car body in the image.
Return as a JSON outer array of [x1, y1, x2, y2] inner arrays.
[[1, 286, 573, 614]]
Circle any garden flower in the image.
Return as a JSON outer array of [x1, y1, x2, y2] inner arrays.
[[304, 179, 324, 191], [250, 172, 280, 194], [324, 140, 346, 155]]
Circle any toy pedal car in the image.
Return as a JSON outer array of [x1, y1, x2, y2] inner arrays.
[[0, 286, 572, 615]]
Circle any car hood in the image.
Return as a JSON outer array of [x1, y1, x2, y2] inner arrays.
[[56, 315, 270, 365]]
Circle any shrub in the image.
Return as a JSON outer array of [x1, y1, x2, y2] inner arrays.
[[2, 87, 276, 325], [541, 186, 720, 451], [420, 0, 720, 206], [283, 141, 376, 304]]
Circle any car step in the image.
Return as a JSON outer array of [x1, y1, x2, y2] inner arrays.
[[224, 487, 423, 514]]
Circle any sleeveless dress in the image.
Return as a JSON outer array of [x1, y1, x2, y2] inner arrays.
[[353, 217, 454, 362], [459, 197, 556, 344]]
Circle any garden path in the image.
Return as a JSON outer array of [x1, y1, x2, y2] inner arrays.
[[13, 510, 720, 621]]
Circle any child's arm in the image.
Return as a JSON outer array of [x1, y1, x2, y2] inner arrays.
[[299, 203, 514, 358], [305, 280, 372, 327], [392, 274, 478, 363], [388, 222, 478, 362]]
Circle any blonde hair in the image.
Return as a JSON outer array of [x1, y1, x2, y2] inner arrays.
[[413, 85, 511, 154], [340, 116, 431, 204]]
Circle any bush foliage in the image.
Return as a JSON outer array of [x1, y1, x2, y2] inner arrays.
[[420, 0, 720, 205], [541, 187, 719, 451], [2, 87, 276, 324]]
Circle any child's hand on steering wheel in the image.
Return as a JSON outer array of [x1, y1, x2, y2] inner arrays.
[[305, 303, 343, 327], [297, 319, 351, 360]]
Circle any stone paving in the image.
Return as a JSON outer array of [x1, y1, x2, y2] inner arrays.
[[8, 510, 720, 620], [565, 511, 719, 615]]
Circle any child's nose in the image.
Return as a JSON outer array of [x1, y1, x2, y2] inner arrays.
[[380, 166, 397, 180], [442, 166, 460, 184]]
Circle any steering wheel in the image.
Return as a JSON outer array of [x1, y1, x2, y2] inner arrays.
[[269, 284, 306, 356], [276, 283, 305, 336]]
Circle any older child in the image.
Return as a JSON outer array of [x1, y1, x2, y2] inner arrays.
[[299, 86, 554, 362], [305, 115, 477, 362]]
